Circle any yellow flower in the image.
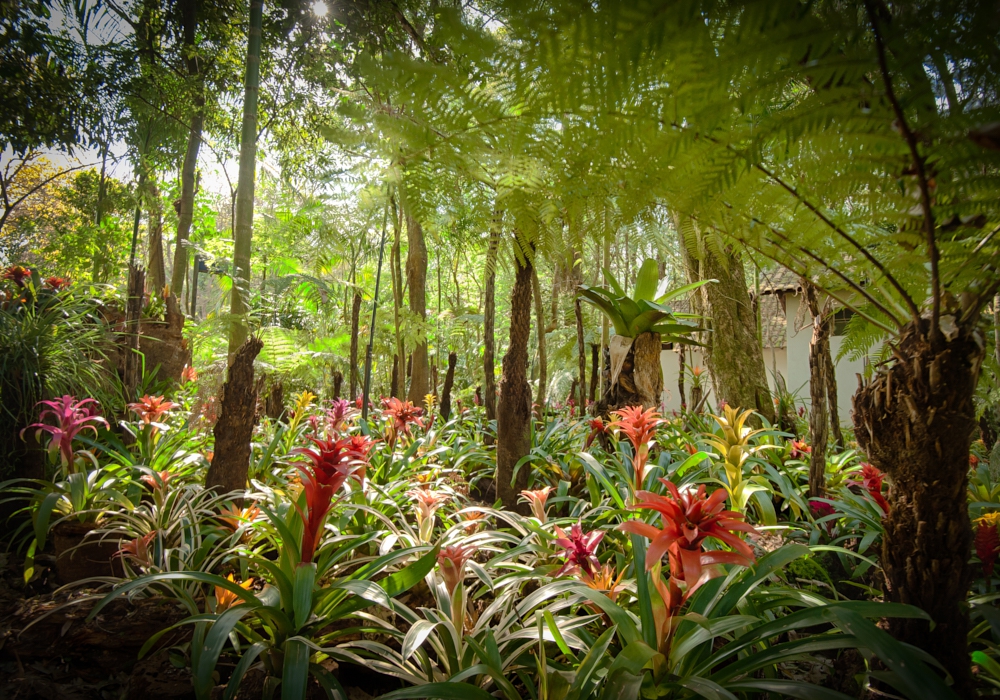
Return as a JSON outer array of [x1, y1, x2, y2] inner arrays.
[[295, 391, 317, 412], [215, 573, 254, 612], [979, 512, 1000, 529]]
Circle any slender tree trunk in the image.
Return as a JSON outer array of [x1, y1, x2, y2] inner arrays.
[[532, 266, 547, 410], [678, 343, 687, 410], [227, 0, 263, 356], [123, 266, 145, 401], [208, 335, 263, 495], [601, 234, 611, 395], [854, 320, 984, 697], [497, 244, 533, 511], [146, 178, 166, 296], [483, 208, 500, 439], [349, 292, 361, 399], [803, 281, 829, 498], [823, 342, 843, 447], [169, 0, 203, 298], [575, 297, 586, 409], [589, 344, 599, 403], [693, 237, 773, 421], [390, 197, 405, 396], [439, 351, 457, 422], [405, 210, 429, 403]]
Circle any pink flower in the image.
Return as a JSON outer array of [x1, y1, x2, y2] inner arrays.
[[23, 395, 109, 467], [553, 523, 604, 580], [437, 543, 476, 596], [520, 486, 554, 522], [117, 531, 157, 568], [180, 365, 198, 383]]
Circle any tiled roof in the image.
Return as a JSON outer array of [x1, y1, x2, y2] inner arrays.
[[757, 267, 802, 295]]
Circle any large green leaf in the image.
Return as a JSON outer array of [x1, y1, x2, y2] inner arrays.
[[632, 259, 660, 301], [377, 682, 496, 700], [281, 636, 312, 700]]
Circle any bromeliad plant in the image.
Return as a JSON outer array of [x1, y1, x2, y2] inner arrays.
[[610, 405, 664, 492], [703, 405, 776, 520], [22, 395, 109, 473]]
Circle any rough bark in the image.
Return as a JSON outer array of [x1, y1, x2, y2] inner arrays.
[[405, 210, 429, 403], [575, 297, 587, 409], [532, 266, 547, 409], [483, 209, 500, 438], [803, 282, 829, 498], [496, 246, 533, 512], [390, 355, 400, 398], [390, 201, 405, 396], [440, 351, 457, 422], [589, 344, 599, 403], [208, 335, 263, 495], [823, 340, 844, 447], [227, 0, 263, 356], [853, 320, 984, 697], [700, 246, 774, 421], [349, 292, 361, 399], [145, 179, 166, 296], [264, 381, 284, 421], [633, 332, 663, 409], [332, 371, 342, 400], [123, 266, 145, 403]]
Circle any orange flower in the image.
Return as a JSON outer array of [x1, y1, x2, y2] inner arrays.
[[128, 395, 177, 425], [180, 365, 198, 383], [140, 470, 176, 491], [219, 502, 261, 530], [610, 405, 663, 487], [215, 573, 255, 612], [117, 531, 157, 568]]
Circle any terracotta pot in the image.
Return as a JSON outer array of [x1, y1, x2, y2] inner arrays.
[[53, 521, 123, 584]]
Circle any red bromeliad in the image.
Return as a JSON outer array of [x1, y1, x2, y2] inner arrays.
[[3, 265, 30, 287], [977, 513, 1000, 578], [620, 479, 759, 654], [180, 365, 198, 384], [553, 523, 604, 579], [789, 440, 811, 460], [610, 405, 663, 489], [23, 395, 109, 468], [128, 395, 177, 426], [117, 531, 157, 568], [44, 276, 69, 291], [292, 436, 369, 563], [849, 463, 890, 514], [381, 397, 426, 444], [584, 417, 609, 449]]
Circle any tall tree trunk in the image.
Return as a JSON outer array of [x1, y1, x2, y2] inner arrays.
[[390, 197, 406, 396], [497, 244, 533, 511], [123, 266, 145, 401], [696, 239, 773, 421], [227, 0, 263, 356], [483, 208, 500, 438], [439, 351, 457, 422], [823, 342, 844, 447], [854, 320, 984, 697], [601, 234, 611, 396], [146, 178, 166, 296], [349, 291, 361, 399], [532, 266, 547, 410], [678, 343, 687, 410], [169, 0, 203, 299], [405, 210, 429, 403], [803, 281, 829, 498], [208, 335, 263, 495], [575, 297, 587, 409], [589, 344, 599, 403]]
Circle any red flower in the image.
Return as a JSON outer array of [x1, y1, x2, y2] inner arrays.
[[809, 499, 836, 535], [438, 543, 476, 596], [553, 523, 604, 580], [620, 480, 758, 591], [789, 440, 811, 460], [180, 365, 198, 383], [117, 531, 157, 568], [292, 436, 369, 562], [971, 454, 981, 468], [44, 276, 69, 291], [128, 395, 177, 425], [381, 397, 425, 441], [3, 265, 30, 287], [23, 395, 109, 467], [849, 463, 890, 514], [584, 418, 609, 449], [610, 405, 663, 487], [977, 514, 1000, 578]]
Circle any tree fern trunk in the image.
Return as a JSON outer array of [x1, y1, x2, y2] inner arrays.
[[145, 178, 166, 296], [440, 351, 457, 422], [854, 320, 983, 697], [497, 245, 533, 512], [208, 335, 263, 497]]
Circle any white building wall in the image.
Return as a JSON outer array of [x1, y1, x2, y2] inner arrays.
[[658, 292, 860, 425]]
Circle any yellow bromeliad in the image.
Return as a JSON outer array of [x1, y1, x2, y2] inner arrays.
[[704, 405, 773, 519]]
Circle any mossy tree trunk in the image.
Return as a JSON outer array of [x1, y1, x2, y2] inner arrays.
[[853, 320, 984, 697], [803, 281, 829, 498], [405, 210, 429, 404], [483, 208, 500, 440], [532, 267, 547, 410], [496, 245, 533, 512]]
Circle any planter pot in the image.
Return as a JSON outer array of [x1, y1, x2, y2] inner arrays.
[[53, 521, 123, 584]]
